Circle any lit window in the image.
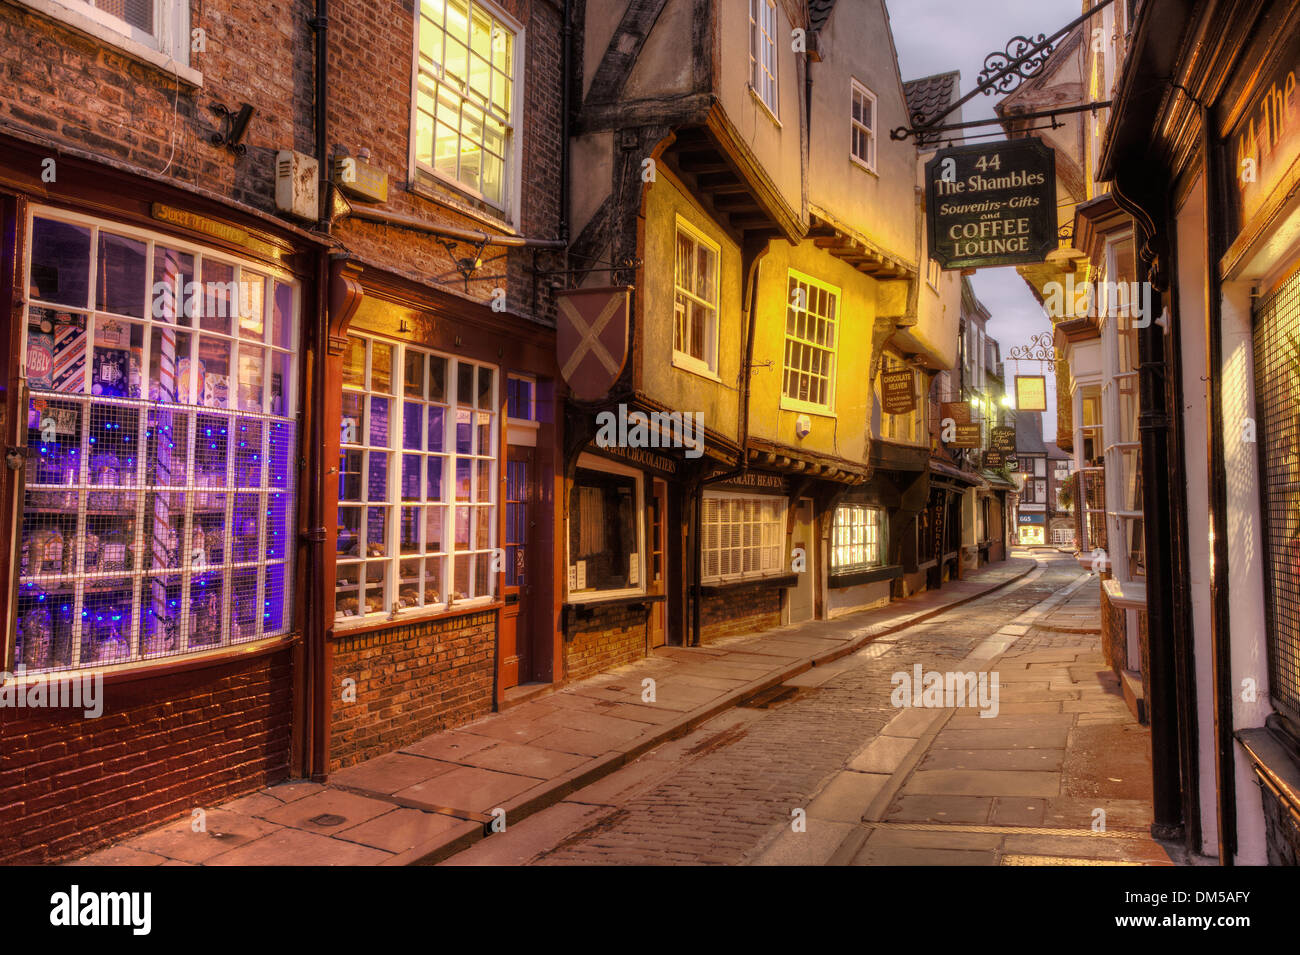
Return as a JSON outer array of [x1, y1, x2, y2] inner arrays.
[[414, 0, 517, 210], [831, 505, 882, 571], [783, 271, 838, 411], [702, 493, 785, 583], [16, 210, 298, 673], [673, 219, 720, 375], [568, 456, 643, 596], [748, 0, 778, 117], [336, 336, 497, 620], [851, 80, 877, 171]]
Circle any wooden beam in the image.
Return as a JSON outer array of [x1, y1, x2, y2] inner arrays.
[[582, 0, 673, 107]]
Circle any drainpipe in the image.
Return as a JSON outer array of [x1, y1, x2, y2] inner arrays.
[[560, 0, 572, 247], [306, 0, 331, 781], [1112, 176, 1184, 843], [1200, 112, 1235, 864]]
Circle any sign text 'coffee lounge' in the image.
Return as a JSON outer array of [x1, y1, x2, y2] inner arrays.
[[925, 138, 1058, 271]]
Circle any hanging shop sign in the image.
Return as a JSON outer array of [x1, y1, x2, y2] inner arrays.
[[1015, 374, 1048, 411], [881, 369, 917, 415], [940, 401, 972, 425], [1006, 456, 1020, 472], [946, 424, 983, 449], [991, 425, 1017, 453], [556, 285, 631, 401], [925, 138, 1058, 270], [984, 449, 1005, 469]]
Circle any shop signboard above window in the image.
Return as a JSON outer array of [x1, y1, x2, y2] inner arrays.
[[925, 138, 1057, 270], [1227, 24, 1300, 246], [15, 210, 298, 674]]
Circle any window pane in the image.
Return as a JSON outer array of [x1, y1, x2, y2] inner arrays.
[[30, 217, 91, 308], [96, 232, 147, 319]]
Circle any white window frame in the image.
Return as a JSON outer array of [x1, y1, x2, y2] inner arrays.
[[1100, 235, 1144, 584], [748, 0, 779, 121], [19, 0, 197, 83], [850, 79, 878, 173], [336, 335, 499, 625], [701, 490, 787, 584], [566, 453, 646, 601], [410, 0, 523, 223], [672, 216, 721, 378], [16, 206, 299, 674], [781, 269, 839, 414], [830, 504, 883, 572]]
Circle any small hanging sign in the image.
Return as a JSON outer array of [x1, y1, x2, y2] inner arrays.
[[881, 369, 917, 415], [1015, 375, 1048, 412]]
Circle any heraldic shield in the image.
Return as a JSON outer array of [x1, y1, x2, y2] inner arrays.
[[555, 285, 631, 401]]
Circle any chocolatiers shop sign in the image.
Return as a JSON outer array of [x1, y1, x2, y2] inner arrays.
[[925, 138, 1057, 270], [881, 369, 917, 415]]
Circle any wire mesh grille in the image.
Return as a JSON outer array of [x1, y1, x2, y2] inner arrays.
[[17, 390, 296, 673], [1253, 274, 1300, 723]]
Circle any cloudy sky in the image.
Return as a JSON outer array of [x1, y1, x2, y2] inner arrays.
[[886, 0, 1080, 440]]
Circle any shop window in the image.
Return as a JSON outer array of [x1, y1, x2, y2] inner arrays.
[[15, 210, 297, 673], [673, 218, 720, 375], [702, 492, 785, 582], [748, 0, 778, 118], [413, 0, 519, 213], [568, 458, 643, 596], [831, 504, 882, 572], [1252, 270, 1300, 723], [336, 336, 497, 621], [851, 80, 877, 172], [782, 270, 838, 412]]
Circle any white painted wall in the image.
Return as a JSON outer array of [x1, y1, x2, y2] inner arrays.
[[1174, 174, 1219, 856]]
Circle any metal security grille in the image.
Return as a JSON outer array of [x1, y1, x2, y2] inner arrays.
[[1253, 271, 1300, 723]]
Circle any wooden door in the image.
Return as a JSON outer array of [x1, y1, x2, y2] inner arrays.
[[500, 445, 533, 688], [789, 498, 815, 623], [649, 479, 667, 648]]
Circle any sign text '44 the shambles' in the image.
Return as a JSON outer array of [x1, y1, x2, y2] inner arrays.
[[925, 138, 1058, 271]]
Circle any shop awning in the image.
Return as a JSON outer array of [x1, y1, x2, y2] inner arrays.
[[980, 469, 1017, 490], [929, 459, 987, 488]]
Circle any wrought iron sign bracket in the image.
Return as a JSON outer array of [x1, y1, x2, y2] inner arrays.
[[1007, 331, 1058, 373], [891, 0, 1118, 142], [435, 235, 492, 290]]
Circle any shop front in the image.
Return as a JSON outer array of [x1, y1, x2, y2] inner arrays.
[[1016, 511, 1046, 547], [324, 271, 559, 768], [0, 139, 321, 863]]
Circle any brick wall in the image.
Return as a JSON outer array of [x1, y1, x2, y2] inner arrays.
[[0, 649, 293, 864], [700, 586, 781, 643], [329, 609, 496, 770], [0, 0, 564, 320], [563, 603, 649, 682]]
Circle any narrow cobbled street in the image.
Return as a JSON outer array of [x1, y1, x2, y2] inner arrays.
[[440, 552, 1172, 866]]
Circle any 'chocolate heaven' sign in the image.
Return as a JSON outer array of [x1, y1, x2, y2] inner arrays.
[[925, 138, 1058, 270]]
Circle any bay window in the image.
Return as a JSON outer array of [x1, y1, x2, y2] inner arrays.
[[568, 455, 643, 597], [831, 504, 883, 572], [336, 335, 498, 621], [16, 209, 298, 673], [701, 492, 785, 583]]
